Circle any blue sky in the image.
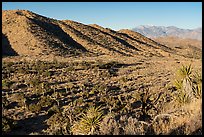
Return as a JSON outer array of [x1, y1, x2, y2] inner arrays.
[[2, 2, 202, 31]]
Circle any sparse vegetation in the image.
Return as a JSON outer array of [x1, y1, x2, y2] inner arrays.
[[2, 58, 202, 135]]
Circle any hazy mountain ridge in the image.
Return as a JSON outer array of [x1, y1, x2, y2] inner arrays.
[[132, 25, 202, 40]]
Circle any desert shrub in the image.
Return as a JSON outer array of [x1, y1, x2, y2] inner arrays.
[[43, 70, 52, 77], [29, 76, 41, 88], [39, 82, 52, 96], [66, 66, 75, 71], [28, 103, 42, 113], [124, 116, 139, 134], [5, 62, 15, 67], [124, 117, 149, 135], [99, 114, 120, 135], [120, 76, 128, 83], [48, 104, 61, 116], [45, 112, 71, 135], [2, 79, 13, 89], [17, 66, 27, 74], [79, 60, 92, 70], [33, 60, 46, 74], [2, 96, 10, 108], [13, 93, 27, 109], [2, 116, 17, 134], [150, 114, 176, 135], [131, 88, 164, 121], [97, 61, 119, 69], [99, 114, 149, 135], [2, 80, 9, 89], [38, 96, 54, 108]]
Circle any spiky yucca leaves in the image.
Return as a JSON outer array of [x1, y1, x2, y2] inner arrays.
[[174, 80, 183, 90], [192, 83, 202, 99], [71, 106, 103, 135], [177, 64, 192, 80], [174, 90, 191, 105]]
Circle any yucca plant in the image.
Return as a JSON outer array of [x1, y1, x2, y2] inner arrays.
[[175, 90, 191, 105], [173, 64, 202, 104], [71, 106, 103, 135], [192, 71, 202, 85]]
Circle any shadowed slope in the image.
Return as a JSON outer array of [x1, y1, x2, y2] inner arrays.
[[2, 33, 18, 56]]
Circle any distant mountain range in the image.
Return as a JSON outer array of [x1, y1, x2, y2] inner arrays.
[[132, 25, 202, 40]]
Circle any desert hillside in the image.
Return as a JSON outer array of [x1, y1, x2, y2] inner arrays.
[[2, 10, 87, 57], [3, 10, 174, 58], [2, 10, 202, 135]]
